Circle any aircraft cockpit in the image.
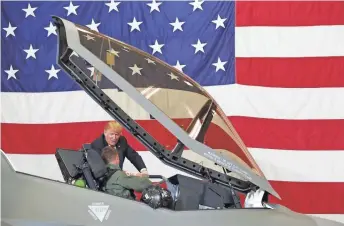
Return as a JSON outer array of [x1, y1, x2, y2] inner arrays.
[[55, 145, 242, 211]]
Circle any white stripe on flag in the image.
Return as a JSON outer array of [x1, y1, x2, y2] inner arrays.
[[236, 25, 344, 57]]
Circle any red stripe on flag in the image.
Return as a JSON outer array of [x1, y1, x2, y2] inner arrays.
[[2, 118, 344, 154], [236, 1, 344, 26], [236, 57, 344, 88], [0, 122, 110, 154], [231, 117, 344, 151], [269, 181, 344, 214]]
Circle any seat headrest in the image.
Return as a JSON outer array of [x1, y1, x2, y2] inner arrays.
[[86, 149, 108, 179]]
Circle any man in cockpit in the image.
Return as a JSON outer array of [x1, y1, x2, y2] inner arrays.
[[101, 146, 153, 200]]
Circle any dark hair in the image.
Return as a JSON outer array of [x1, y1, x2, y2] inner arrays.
[[101, 146, 119, 164]]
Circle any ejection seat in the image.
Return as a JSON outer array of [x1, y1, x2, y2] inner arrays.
[[54, 145, 169, 195], [55, 146, 111, 191]]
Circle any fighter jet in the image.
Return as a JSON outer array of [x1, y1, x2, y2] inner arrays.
[[1, 16, 343, 226]]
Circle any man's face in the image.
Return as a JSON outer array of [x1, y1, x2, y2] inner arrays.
[[104, 128, 122, 146]]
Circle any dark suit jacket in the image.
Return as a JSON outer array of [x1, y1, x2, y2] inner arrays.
[[90, 134, 147, 171]]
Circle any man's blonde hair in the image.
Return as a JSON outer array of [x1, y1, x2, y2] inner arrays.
[[104, 121, 123, 133]]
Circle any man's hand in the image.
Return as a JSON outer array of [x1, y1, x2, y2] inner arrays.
[[124, 170, 149, 178], [140, 168, 149, 177], [124, 171, 136, 176]]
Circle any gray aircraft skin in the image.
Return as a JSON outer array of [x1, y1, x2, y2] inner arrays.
[[1, 16, 343, 226]]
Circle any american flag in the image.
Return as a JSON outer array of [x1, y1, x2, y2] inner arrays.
[[1, 0, 344, 223]]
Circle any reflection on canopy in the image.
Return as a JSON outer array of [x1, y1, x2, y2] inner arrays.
[[70, 24, 264, 180]]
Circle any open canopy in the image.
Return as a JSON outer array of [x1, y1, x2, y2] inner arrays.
[[52, 16, 280, 199]]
